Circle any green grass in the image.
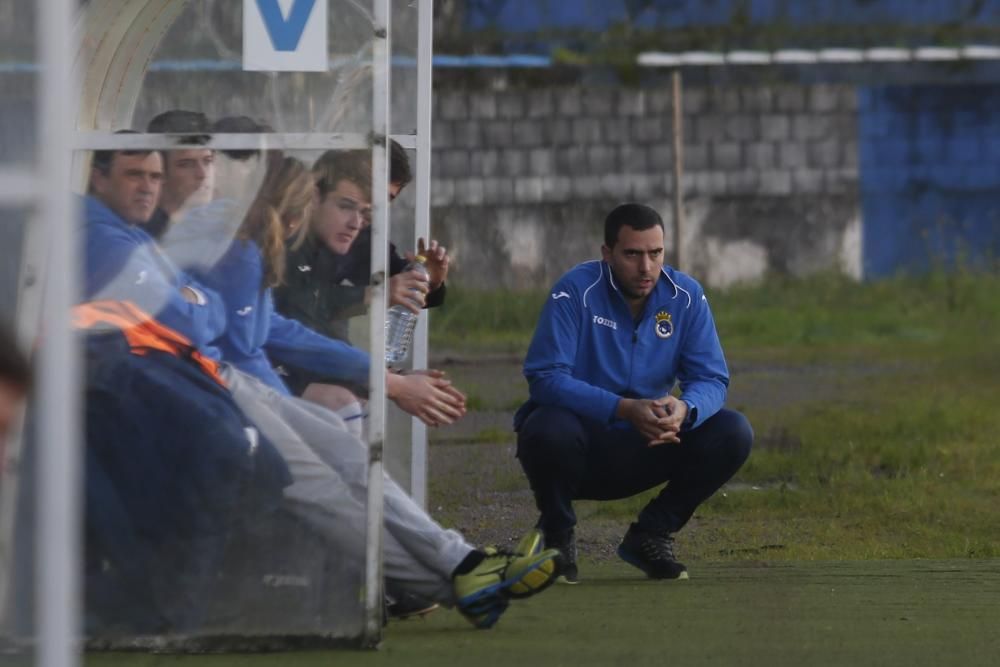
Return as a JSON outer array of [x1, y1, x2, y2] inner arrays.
[[468, 426, 513, 444], [86, 560, 1000, 667], [583, 313, 1000, 560], [432, 272, 1000, 560], [430, 287, 547, 353], [710, 270, 1000, 361], [431, 271, 1000, 358], [461, 392, 488, 411], [79, 272, 1000, 663]]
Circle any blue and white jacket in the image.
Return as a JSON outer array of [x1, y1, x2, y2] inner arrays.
[[161, 200, 370, 393], [82, 195, 227, 355], [517, 260, 729, 431]]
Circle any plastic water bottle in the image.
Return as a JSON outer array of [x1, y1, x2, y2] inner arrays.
[[385, 255, 428, 365]]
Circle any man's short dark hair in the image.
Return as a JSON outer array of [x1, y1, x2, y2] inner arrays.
[[0, 325, 30, 390], [604, 203, 664, 247], [90, 130, 150, 176], [147, 109, 211, 150], [147, 109, 210, 134], [389, 139, 412, 188], [211, 115, 274, 162]]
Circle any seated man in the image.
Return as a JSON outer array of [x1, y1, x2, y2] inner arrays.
[[153, 117, 464, 430], [267, 146, 457, 424], [83, 144, 561, 629], [142, 109, 215, 240], [515, 203, 753, 584], [273, 142, 448, 363], [326, 139, 449, 330]]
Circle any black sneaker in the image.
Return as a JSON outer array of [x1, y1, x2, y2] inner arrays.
[[386, 590, 440, 621], [616, 523, 689, 580], [544, 529, 579, 584]]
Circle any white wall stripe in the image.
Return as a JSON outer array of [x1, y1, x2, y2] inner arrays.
[[638, 44, 1000, 68]]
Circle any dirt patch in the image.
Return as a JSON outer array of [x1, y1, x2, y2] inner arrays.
[[423, 355, 894, 559], [428, 440, 633, 560]]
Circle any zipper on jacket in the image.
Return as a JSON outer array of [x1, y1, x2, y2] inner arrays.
[[625, 324, 638, 390]]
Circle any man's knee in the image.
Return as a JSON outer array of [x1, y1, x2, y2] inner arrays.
[[303, 382, 362, 412], [712, 409, 753, 467], [516, 406, 587, 467]]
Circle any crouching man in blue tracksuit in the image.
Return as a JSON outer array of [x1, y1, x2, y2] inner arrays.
[[514, 203, 753, 583]]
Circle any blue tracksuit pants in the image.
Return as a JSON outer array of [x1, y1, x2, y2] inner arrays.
[[516, 406, 753, 537]]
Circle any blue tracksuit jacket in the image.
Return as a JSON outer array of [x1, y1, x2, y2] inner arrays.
[[82, 196, 227, 354], [518, 260, 729, 431], [161, 200, 370, 393]]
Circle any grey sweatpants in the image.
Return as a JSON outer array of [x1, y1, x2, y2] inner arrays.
[[221, 365, 472, 605]]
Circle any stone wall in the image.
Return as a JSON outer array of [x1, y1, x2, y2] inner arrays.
[[427, 82, 861, 289], [128, 69, 1000, 288], [135, 64, 862, 290]]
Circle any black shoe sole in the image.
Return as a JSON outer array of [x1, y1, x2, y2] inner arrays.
[[387, 603, 440, 620]]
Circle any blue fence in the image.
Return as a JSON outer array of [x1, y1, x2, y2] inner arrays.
[[466, 0, 1000, 32], [859, 85, 1000, 277]]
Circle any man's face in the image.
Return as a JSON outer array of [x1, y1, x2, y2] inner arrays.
[[90, 151, 163, 224], [388, 181, 404, 203], [314, 179, 371, 255], [161, 148, 216, 213], [601, 224, 665, 301]]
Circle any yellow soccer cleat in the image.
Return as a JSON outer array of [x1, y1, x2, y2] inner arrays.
[[454, 548, 563, 628], [514, 528, 544, 557]]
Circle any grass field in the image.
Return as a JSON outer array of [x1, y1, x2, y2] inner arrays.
[[83, 272, 1000, 665], [87, 559, 1000, 667], [430, 271, 1000, 561], [430, 270, 1000, 358]]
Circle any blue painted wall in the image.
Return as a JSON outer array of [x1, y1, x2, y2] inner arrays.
[[466, 0, 1000, 33], [859, 85, 1000, 277]]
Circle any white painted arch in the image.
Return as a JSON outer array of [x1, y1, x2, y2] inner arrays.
[[75, 0, 188, 132], [70, 0, 187, 186]]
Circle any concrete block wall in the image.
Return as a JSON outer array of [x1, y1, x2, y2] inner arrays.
[[433, 84, 858, 201], [132, 71, 863, 290], [428, 83, 861, 289]]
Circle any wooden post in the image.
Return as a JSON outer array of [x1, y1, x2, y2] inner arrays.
[[671, 69, 685, 271]]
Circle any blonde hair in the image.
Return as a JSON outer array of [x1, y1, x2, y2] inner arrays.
[[240, 155, 316, 288]]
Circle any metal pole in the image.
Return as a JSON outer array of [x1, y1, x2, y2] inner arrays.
[[37, 0, 81, 664], [363, 0, 391, 646], [670, 69, 685, 271], [409, 0, 434, 510]]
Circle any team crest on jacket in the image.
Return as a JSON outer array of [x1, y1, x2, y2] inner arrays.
[[654, 310, 674, 339]]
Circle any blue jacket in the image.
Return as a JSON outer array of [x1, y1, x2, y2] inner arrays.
[[161, 200, 370, 393], [82, 196, 227, 356], [82, 328, 291, 632], [518, 260, 729, 431]]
